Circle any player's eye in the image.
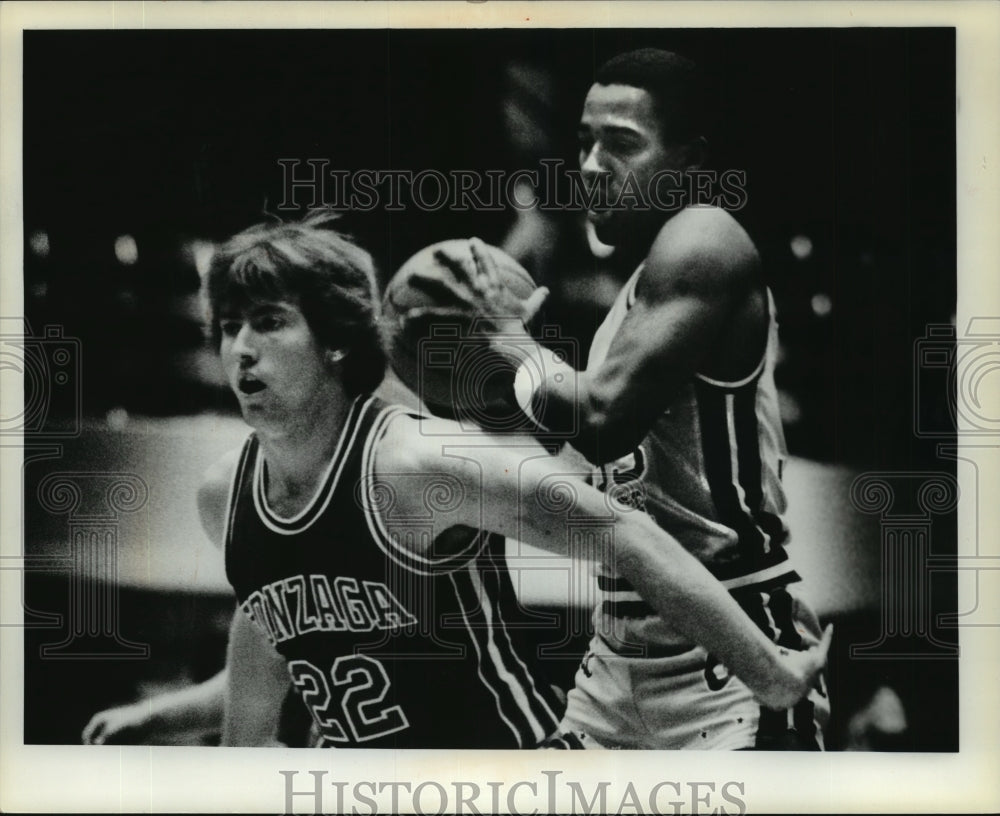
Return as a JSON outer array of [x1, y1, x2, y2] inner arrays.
[[604, 135, 638, 154], [253, 314, 284, 333], [220, 320, 242, 338]]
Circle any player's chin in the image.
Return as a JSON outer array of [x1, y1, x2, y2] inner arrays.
[[586, 207, 611, 226], [235, 390, 266, 409], [235, 393, 272, 423], [586, 210, 623, 246]]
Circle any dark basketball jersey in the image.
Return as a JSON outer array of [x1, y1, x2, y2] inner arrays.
[[224, 395, 564, 748]]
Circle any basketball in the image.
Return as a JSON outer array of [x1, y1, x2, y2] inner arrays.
[[381, 239, 537, 416]]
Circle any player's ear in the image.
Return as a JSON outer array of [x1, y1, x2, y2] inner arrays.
[[325, 348, 347, 365]]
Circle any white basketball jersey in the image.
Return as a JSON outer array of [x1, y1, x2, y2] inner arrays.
[[584, 264, 799, 652]]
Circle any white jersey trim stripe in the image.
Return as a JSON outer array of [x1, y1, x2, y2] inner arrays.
[[725, 393, 772, 554], [719, 561, 798, 591], [476, 558, 559, 732], [465, 564, 548, 744], [359, 405, 444, 577], [361, 407, 485, 575], [696, 289, 776, 389], [624, 263, 644, 308], [223, 435, 256, 557], [695, 352, 767, 389], [253, 395, 373, 535], [447, 570, 524, 747]]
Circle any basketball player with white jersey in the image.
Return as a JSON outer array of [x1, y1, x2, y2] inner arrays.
[[409, 49, 831, 750], [197, 213, 827, 748]]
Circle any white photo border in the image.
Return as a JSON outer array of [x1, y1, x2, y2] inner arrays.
[[1, 1, 997, 813]]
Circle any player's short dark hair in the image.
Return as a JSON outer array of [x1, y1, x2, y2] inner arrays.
[[595, 48, 707, 144], [204, 211, 385, 396]]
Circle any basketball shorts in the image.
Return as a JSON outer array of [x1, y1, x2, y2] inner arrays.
[[560, 587, 830, 750]]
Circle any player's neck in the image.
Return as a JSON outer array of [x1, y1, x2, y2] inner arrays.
[[255, 387, 354, 506], [614, 216, 667, 273], [612, 240, 653, 276]]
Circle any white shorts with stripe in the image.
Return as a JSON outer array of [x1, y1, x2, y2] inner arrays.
[[560, 587, 830, 750]]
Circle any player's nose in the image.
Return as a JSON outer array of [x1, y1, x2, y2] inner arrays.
[[230, 323, 258, 360], [580, 144, 605, 179]]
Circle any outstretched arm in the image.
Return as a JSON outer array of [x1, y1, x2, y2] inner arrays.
[[379, 421, 828, 711], [82, 670, 227, 745]]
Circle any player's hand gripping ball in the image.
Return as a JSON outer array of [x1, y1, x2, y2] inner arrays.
[[381, 238, 549, 427]]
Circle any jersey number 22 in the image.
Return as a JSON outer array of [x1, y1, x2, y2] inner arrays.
[[288, 655, 409, 743]]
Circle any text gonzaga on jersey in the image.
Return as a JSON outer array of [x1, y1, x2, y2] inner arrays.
[[242, 574, 416, 643]]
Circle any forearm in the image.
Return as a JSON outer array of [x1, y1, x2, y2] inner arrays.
[[615, 514, 781, 693], [486, 445, 773, 676], [145, 669, 227, 734], [444, 436, 814, 710], [516, 358, 641, 464]]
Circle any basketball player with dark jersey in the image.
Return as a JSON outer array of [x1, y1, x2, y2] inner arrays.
[[198, 214, 829, 748], [406, 49, 831, 750]]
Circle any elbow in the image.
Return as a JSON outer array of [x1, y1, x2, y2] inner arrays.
[[605, 512, 657, 578], [551, 375, 644, 463], [578, 409, 610, 463], [574, 405, 643, 465]]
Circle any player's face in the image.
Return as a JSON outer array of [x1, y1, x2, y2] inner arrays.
[[577, 83, 685, 245], [218, 300, 336, 427]]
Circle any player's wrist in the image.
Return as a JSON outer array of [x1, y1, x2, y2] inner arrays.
[[722, 634, 785, 706], [513, 359, 548, 431], [485, 316, 531, 335], [749, 643, 799, 710]]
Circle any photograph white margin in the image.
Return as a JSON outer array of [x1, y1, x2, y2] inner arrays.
[[1, 1, 997, 813]]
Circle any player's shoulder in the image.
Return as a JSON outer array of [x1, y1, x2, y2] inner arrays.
[[645, 205, 760, 293], [197, 444, 245, 547], [374, 410, 456, 471], [200, 445, 243, 496], [374, 410, 539, 477]]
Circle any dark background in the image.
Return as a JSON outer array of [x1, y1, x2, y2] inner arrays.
[[21, 28, 958, 750]]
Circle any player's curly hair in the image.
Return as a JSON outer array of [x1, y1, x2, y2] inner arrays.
[[204, 210, 385, 396], [595, 48, 708, 144]]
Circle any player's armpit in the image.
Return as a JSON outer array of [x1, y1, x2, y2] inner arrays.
[[221, 605, 289, 747]]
